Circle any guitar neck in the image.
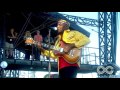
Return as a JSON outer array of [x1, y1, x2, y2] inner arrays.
[[33, 40, 64, 52], [41, 43, 64, 52]]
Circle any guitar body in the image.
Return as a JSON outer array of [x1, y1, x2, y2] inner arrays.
[[62, 48, 81, 64], [59, 41, 81, 64]]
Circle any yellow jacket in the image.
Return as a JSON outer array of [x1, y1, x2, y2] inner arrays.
[[41, 29, 90, 60]]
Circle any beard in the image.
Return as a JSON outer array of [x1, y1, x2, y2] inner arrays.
[[57, 32, 62, 35], [57, 30, 64, 35]]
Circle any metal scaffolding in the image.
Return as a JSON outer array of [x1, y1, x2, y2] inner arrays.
[[98, 12, 117, 65]]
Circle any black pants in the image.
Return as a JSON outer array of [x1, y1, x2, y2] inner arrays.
[[25, 45, 32, 60], [25, 50, 32, 60], [59, 66, 79, 78], [33, 46, 40, 60]]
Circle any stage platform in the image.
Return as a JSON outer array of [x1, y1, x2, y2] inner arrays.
[[3, 59, 101, 73]]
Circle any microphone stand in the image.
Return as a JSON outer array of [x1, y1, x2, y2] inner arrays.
[[48, 29, 51, 78]]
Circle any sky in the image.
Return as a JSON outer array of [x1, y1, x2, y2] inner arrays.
[[13, 12, 120, 78]]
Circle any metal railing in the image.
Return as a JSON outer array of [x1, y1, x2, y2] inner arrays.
[[0, 47, 99, 65], [81, 47, 99, 65]]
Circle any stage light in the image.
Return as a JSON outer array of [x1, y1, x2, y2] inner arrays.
[[0, 61, 8, 69]]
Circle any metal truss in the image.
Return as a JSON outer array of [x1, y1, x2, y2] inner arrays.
[[60, 14, 99, 27], [47, 12, 99, 27], [98, 12, 117, 65]]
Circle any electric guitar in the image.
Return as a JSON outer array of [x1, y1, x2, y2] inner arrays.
[[25, 38, 81, 64]]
